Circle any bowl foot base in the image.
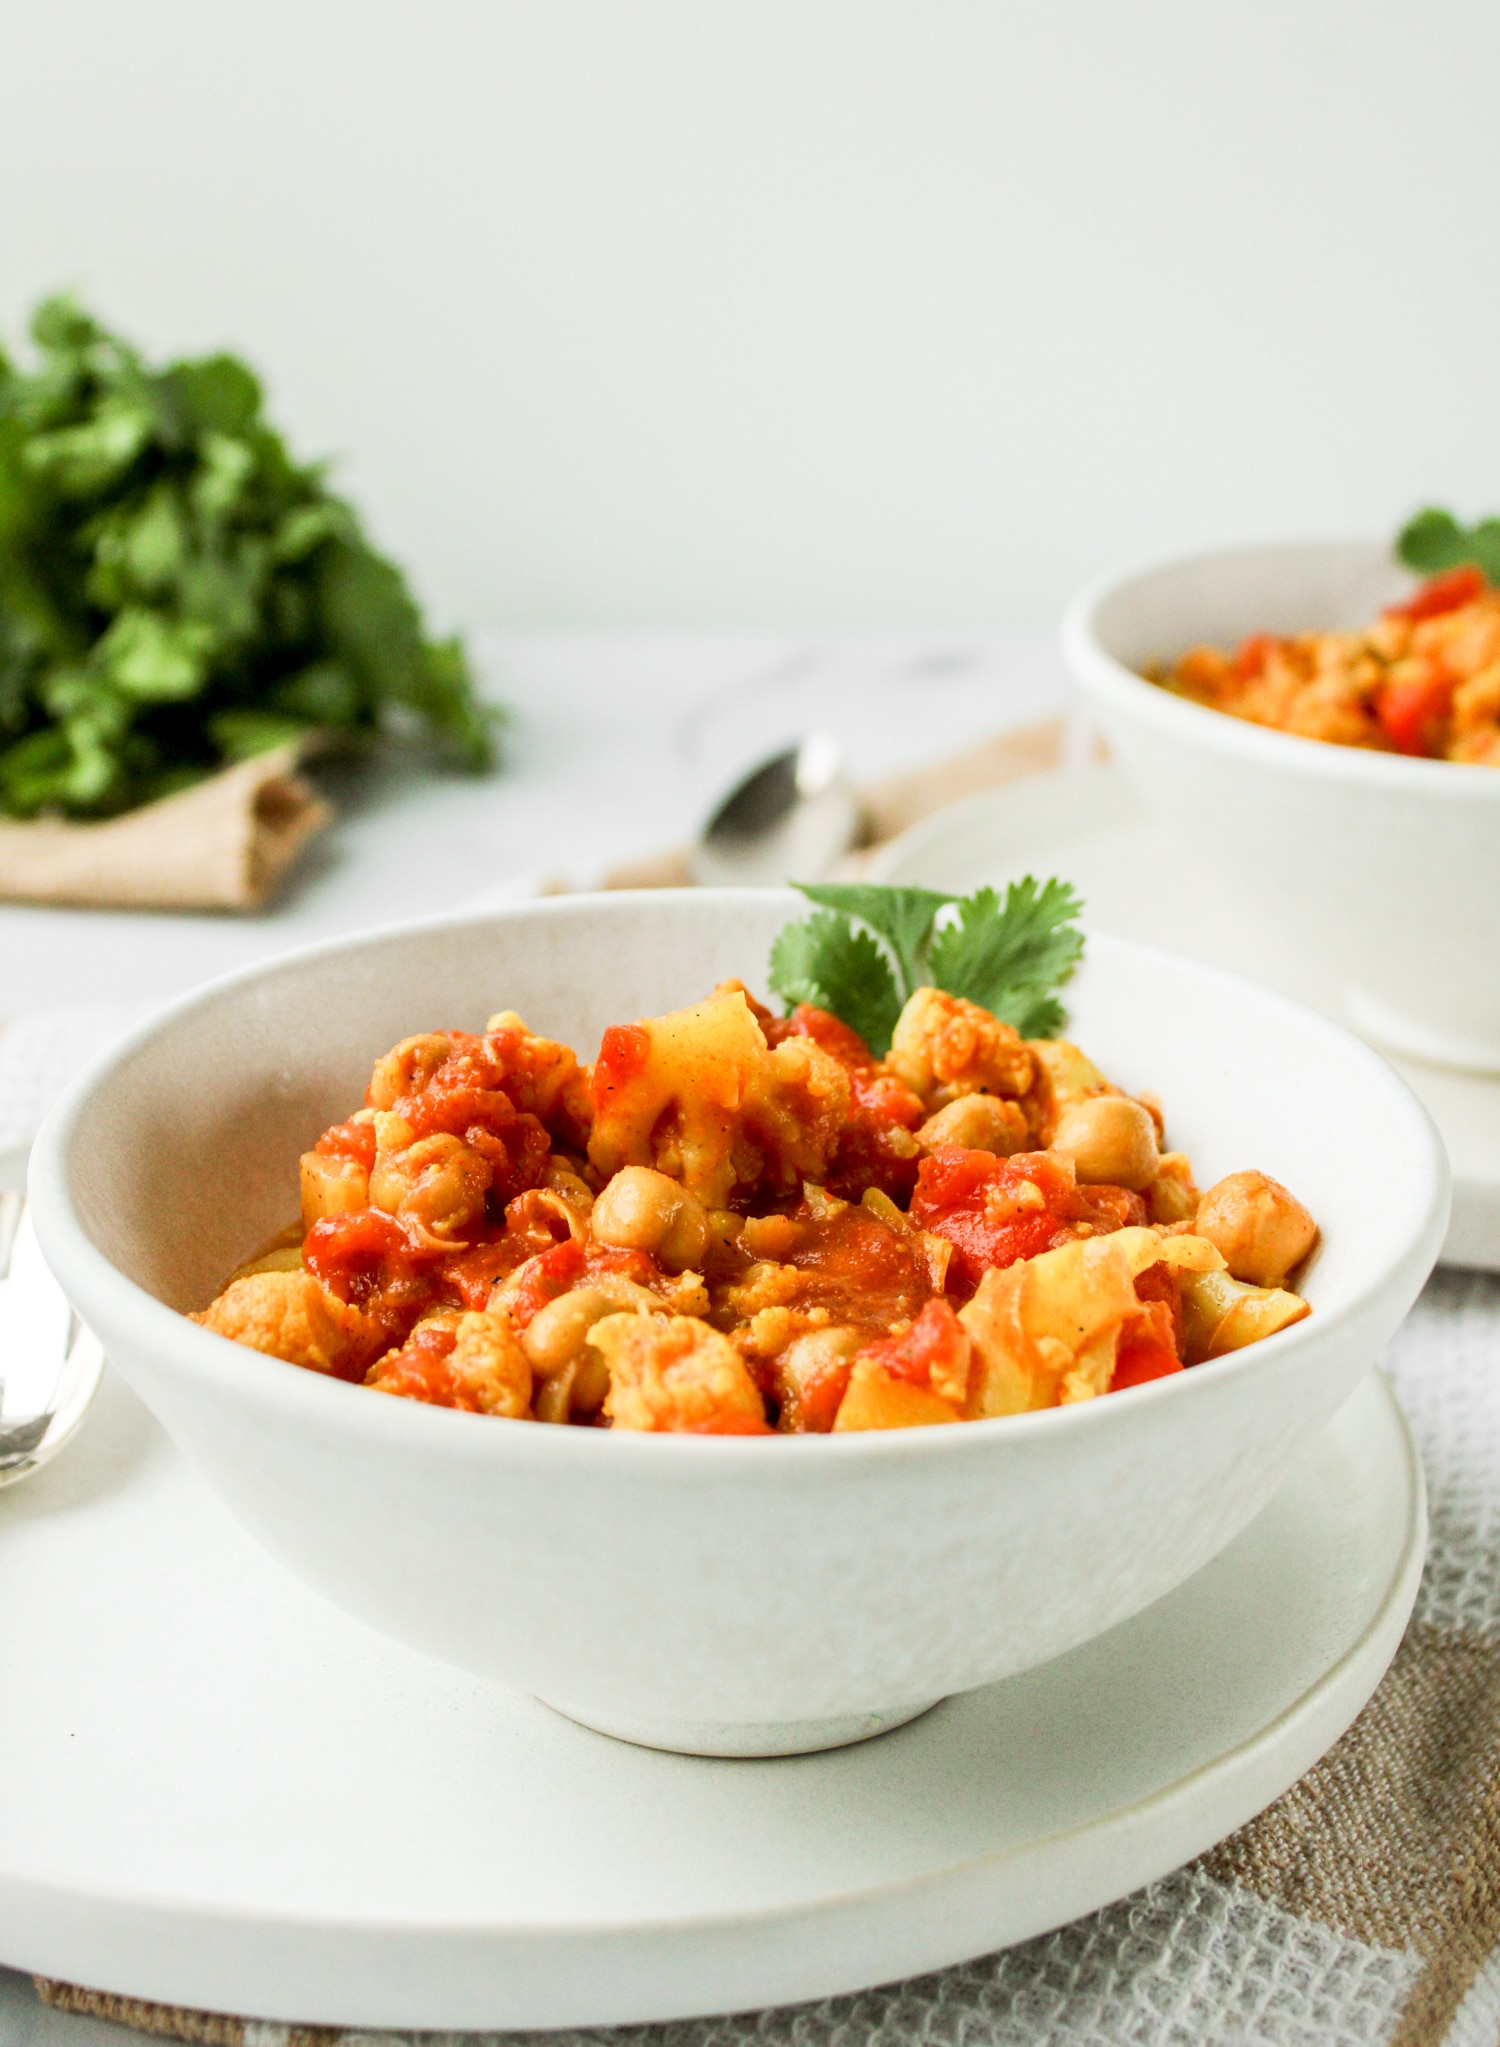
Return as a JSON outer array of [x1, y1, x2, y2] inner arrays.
[[535, 1696, 941, 1757]]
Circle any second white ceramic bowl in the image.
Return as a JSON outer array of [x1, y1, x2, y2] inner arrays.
[[1064, 538, 1500, 1074], [30, 893, 1447, 1754]]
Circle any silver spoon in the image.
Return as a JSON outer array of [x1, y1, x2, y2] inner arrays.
[[690, 732, 862, 887], [0, 1189, 105, 1485]]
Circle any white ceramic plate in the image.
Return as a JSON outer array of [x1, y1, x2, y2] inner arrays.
[[0, 1364, 1421, 2032], [870, 763, 1500, 1272]]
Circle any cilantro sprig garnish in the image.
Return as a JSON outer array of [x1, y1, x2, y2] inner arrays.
[[768, 877, 1085, 1056], [1397, 507, 1500, 587]]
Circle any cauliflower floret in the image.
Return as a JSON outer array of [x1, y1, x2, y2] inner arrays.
[[367, 1307, 532, 1416], [741, 1035, 852, 1191], [482, 1010, 594, 1144], [591, 1312, 769, 1434], [191, 1269, 375, 1376], [886, 987, 1033, 1109]]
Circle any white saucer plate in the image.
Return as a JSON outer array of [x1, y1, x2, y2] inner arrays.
[[870, 762, 1500, 1272], [0, 1365, 1422, 2032]]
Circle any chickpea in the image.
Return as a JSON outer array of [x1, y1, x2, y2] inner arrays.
[[1195, 1171, 1317, 1289], [589, 1166, 710, 1272], [519, 1281, 660, 1377], [916, 1094, 1028, 1156], [541, 1155, 595, 1217], [1049, 1095, 1159, 1191], [369, 1132, 490, 1238], [366, 1034, 451, 1111]]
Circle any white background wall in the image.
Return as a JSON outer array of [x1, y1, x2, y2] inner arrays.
[[3, 1, 1497, 635]]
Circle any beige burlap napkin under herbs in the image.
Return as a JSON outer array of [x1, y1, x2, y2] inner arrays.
[[0, 742, 329, 912], [25, 1288, 1500, 2047]]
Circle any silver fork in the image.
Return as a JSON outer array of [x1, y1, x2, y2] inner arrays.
[[0, 1189, 106, 1482]]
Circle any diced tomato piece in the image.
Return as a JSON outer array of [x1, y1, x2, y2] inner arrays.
[[910, 1148, 1078, 1293], [373, 1319, 461, 1403], [1375, 664, 1453, 757], [1234, 632, 1278, 681], [858, 1298, 969, 1396], [591, 1024, 651, 1113], [849, 1065, 924, 1129], [584, 1242, 661, 1288], [773, 1002, 877, 1070], [465, 1114, 553, 1206], [313, 1116, 378, 1171], [305, 1208, 437, 1308], [910, 1147, 1146, 1295], [779, 1348, 854, 1434], [674, 1410, 774, 1436], [1112, 1301, 1183, 1390], [1132, 1258, 1184, 1351], [1385, 565, 1486, 623], [443, 1237, 529, 1310], [503, 1237, 587, 1327]]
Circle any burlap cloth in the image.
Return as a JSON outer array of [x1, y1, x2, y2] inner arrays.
[[0, 742, 329, 911]]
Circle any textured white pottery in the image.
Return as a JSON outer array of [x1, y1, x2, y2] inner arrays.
[[29, 893, 1448, 1756], [1064, 539, 1500, 1074]]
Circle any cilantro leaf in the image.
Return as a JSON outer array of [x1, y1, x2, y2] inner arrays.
[[792, 882, 954, 999], [0, 291, 500, 818], [767, 874, 1085, 1055], [926, 878, 1085, 1036], [1397, 507, 1500, 588], [768, 909, 903, 1056]]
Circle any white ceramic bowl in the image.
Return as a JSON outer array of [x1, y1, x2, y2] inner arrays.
[[1064, 538, 1500, 1075], [29, 893, 1447, 1756]]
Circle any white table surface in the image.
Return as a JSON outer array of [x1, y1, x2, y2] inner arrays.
[[2, 633, 1069, 1018], [0, 631, 1069, 2046]]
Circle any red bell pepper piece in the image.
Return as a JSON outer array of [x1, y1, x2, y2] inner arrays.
[[1385, 565, 1486, 623], [1375, 665, 1453, 757]]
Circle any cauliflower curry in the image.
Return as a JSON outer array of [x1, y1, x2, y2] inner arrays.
[[191, 979, 1317, 1435], [1152, 566, 1500, 766]]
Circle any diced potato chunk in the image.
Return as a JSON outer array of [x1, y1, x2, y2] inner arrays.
[[832, 1358, 962, 1432], [960, 1227, 1225, 1417]]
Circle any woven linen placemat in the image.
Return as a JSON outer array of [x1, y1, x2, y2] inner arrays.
[[23, 1271, 1500, 2047]]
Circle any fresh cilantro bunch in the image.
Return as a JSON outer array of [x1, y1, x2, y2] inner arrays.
[[0, 294, 497, 818], [1397, 507, 1500, 587], [768, 877, 1085, 1056]]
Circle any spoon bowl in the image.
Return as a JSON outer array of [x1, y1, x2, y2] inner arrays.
[[690, 733, 860, 886]]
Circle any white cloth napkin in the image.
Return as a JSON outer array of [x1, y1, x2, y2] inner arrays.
[[0, 1007, 142, 1177]]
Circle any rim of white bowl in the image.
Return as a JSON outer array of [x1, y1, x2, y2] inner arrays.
[[1062, 534, 1500, 801], [28, 892, 1451, 1473]]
